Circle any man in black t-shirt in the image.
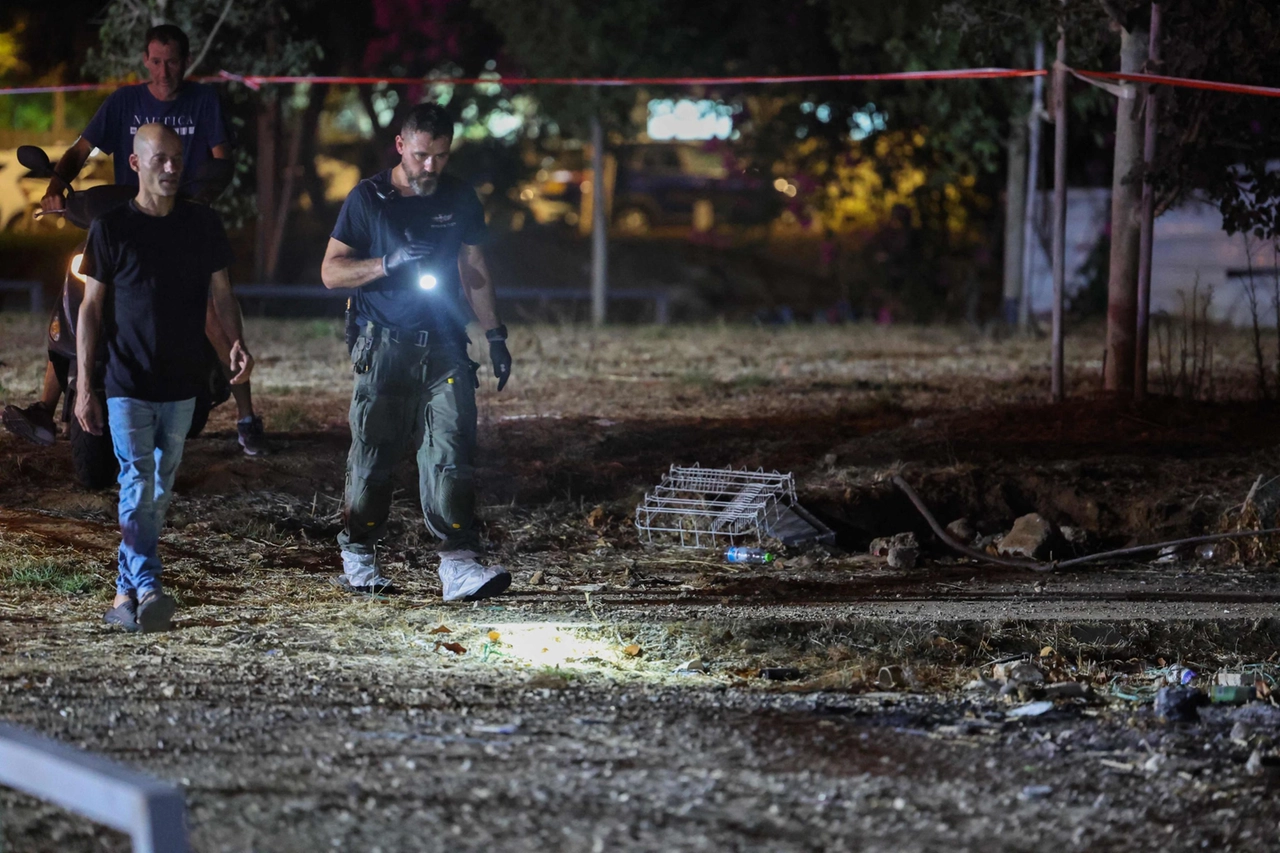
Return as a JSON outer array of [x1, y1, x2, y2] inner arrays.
[[77, 123, 252, 632], [2, 24, 268, 457], [321, 103, 513, 601]]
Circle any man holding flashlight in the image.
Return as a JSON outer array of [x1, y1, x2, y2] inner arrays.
[[321, 103, 513, 601]]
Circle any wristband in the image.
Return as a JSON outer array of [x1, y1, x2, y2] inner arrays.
[[485, 324, 508, 342]]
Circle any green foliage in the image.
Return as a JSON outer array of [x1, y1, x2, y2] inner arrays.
[[82, 1, 322, 228], [5, 560, 97, 595], [83, 0, 320, 82]]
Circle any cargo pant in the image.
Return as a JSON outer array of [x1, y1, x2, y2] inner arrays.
[[338, 326, 481, 559]]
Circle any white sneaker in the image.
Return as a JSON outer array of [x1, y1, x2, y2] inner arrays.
[[341, 550, 392, 590], [438, 550, 511, 602]]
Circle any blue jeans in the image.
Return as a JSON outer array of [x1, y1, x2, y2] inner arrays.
[[107, 397, 195, 598]]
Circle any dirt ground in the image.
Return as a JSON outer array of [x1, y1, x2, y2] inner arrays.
[[2, 313, 1280, 852]]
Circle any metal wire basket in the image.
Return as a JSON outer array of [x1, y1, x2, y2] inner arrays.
[[634, 464, 798, 548]]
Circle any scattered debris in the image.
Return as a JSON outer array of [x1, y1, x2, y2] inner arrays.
[[436, 642, 467, 655], [998, 514, 1054, 560], [622, 644, 642, 657], [487, 631, 501, 642], [429, 625, 452, 635], [675, 657, 706, 674], [878, 665, 913, 689], [944, 518, 974, 543], [529, 570, 545, 586], [1018, 785, 1054, 801], [759, 667, 803, 682], [1059, 526, 1088, 547], [1210, 685, 1256, 705], [1154, 687, 1205, 723], [870, 532, 918, 558], [887, 544, 919, 569], [1007, 701, 1054, 718], [1043, 682, 1090, 699]]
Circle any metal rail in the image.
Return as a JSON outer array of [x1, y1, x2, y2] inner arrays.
[[0, 723, 188, 852], [232, 284, 671, 324]]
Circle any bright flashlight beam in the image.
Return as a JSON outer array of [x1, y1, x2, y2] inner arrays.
[[419, 273, 438, 290]]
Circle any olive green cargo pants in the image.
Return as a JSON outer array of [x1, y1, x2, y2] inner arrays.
[[338, 328, 480, 558]]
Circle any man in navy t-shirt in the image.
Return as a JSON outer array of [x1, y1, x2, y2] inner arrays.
[[321, 102, 514, 602], [17, 24, 269, 457], [76, 123, 252, 633]]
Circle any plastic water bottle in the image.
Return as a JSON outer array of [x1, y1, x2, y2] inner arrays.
[[725, 546, 775, 564]]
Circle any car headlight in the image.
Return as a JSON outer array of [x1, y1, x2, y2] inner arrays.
[[70, 253, 86, 283]]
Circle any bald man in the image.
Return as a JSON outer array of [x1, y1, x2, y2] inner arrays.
[[77, 123, 252, 633]]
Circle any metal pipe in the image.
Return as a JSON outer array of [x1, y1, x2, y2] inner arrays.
[[1019, 39, 1046, 333], [590, 112, 608, 327], [1134, 2, 1162, 400], [1051, 26, 1068, 402], [893, 475, 1280, 572]]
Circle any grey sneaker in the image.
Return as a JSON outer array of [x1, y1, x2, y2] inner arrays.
[[2, 401, 57, 447], [137, 591, 176, 633], [438, 550, 511, 602], [103, 599, 140, 632], [237, 415, 268, 456]]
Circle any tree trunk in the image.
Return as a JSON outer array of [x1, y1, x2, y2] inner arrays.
[[1103, 24, 1150, 395], [1002, 114, 1029, 326], [253, 96, 279, 283]]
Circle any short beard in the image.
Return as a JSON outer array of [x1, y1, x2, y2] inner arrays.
[[408, 173, 439, 196]]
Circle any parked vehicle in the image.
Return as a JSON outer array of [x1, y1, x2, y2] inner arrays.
[[610, 143, 781, 235], [15, 145, 232, 488], [0, 146, 113, 233]]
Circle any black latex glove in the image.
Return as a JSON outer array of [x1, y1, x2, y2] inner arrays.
[[489, 340, 512, 391], [383, 237, 435, 276]]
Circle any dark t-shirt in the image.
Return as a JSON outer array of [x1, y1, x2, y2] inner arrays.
[[81, 200, 234, 401], [331, 170, 487, 338], [83, 82, 228, 186]]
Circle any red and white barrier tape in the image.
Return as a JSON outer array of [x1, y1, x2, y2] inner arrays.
[[1, 66, 1279, 99]]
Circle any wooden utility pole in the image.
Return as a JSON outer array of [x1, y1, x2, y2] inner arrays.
[[1134, 3, 1163, 400], [1051, 27, 1068, 402], [590, 113, 608, 326], [1102, 11, 1150, 396]]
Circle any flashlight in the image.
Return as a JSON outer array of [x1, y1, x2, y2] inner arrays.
[[418, 272, 438, 290]]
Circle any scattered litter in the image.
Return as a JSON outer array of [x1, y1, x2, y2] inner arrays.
[[593, 418, 617, 427], [1043, 682, 1090, 699], [568, 583, 607, 593], [634, 464, 833, 549], [1245, 749, 1266, 777], [472, 723, 519, 735], [675, 657, 706, 674], [1018, 784, 1054, 801], [964, 677, 1001, 694], [759, 667, 803, 682], [622, 644, 642, 657], [1210, 685, 1256, 705], [436, 642, 467, 655], [1007, 701, 1054, 719], [429, 625, 452, 635], [878, 665, 912, 690], [725, 546, 774, 564], [1154, 686, 1204, 722], [487, 631, 501, 642], [870, 532, 917, 558], [529, 571, 545, 586]]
